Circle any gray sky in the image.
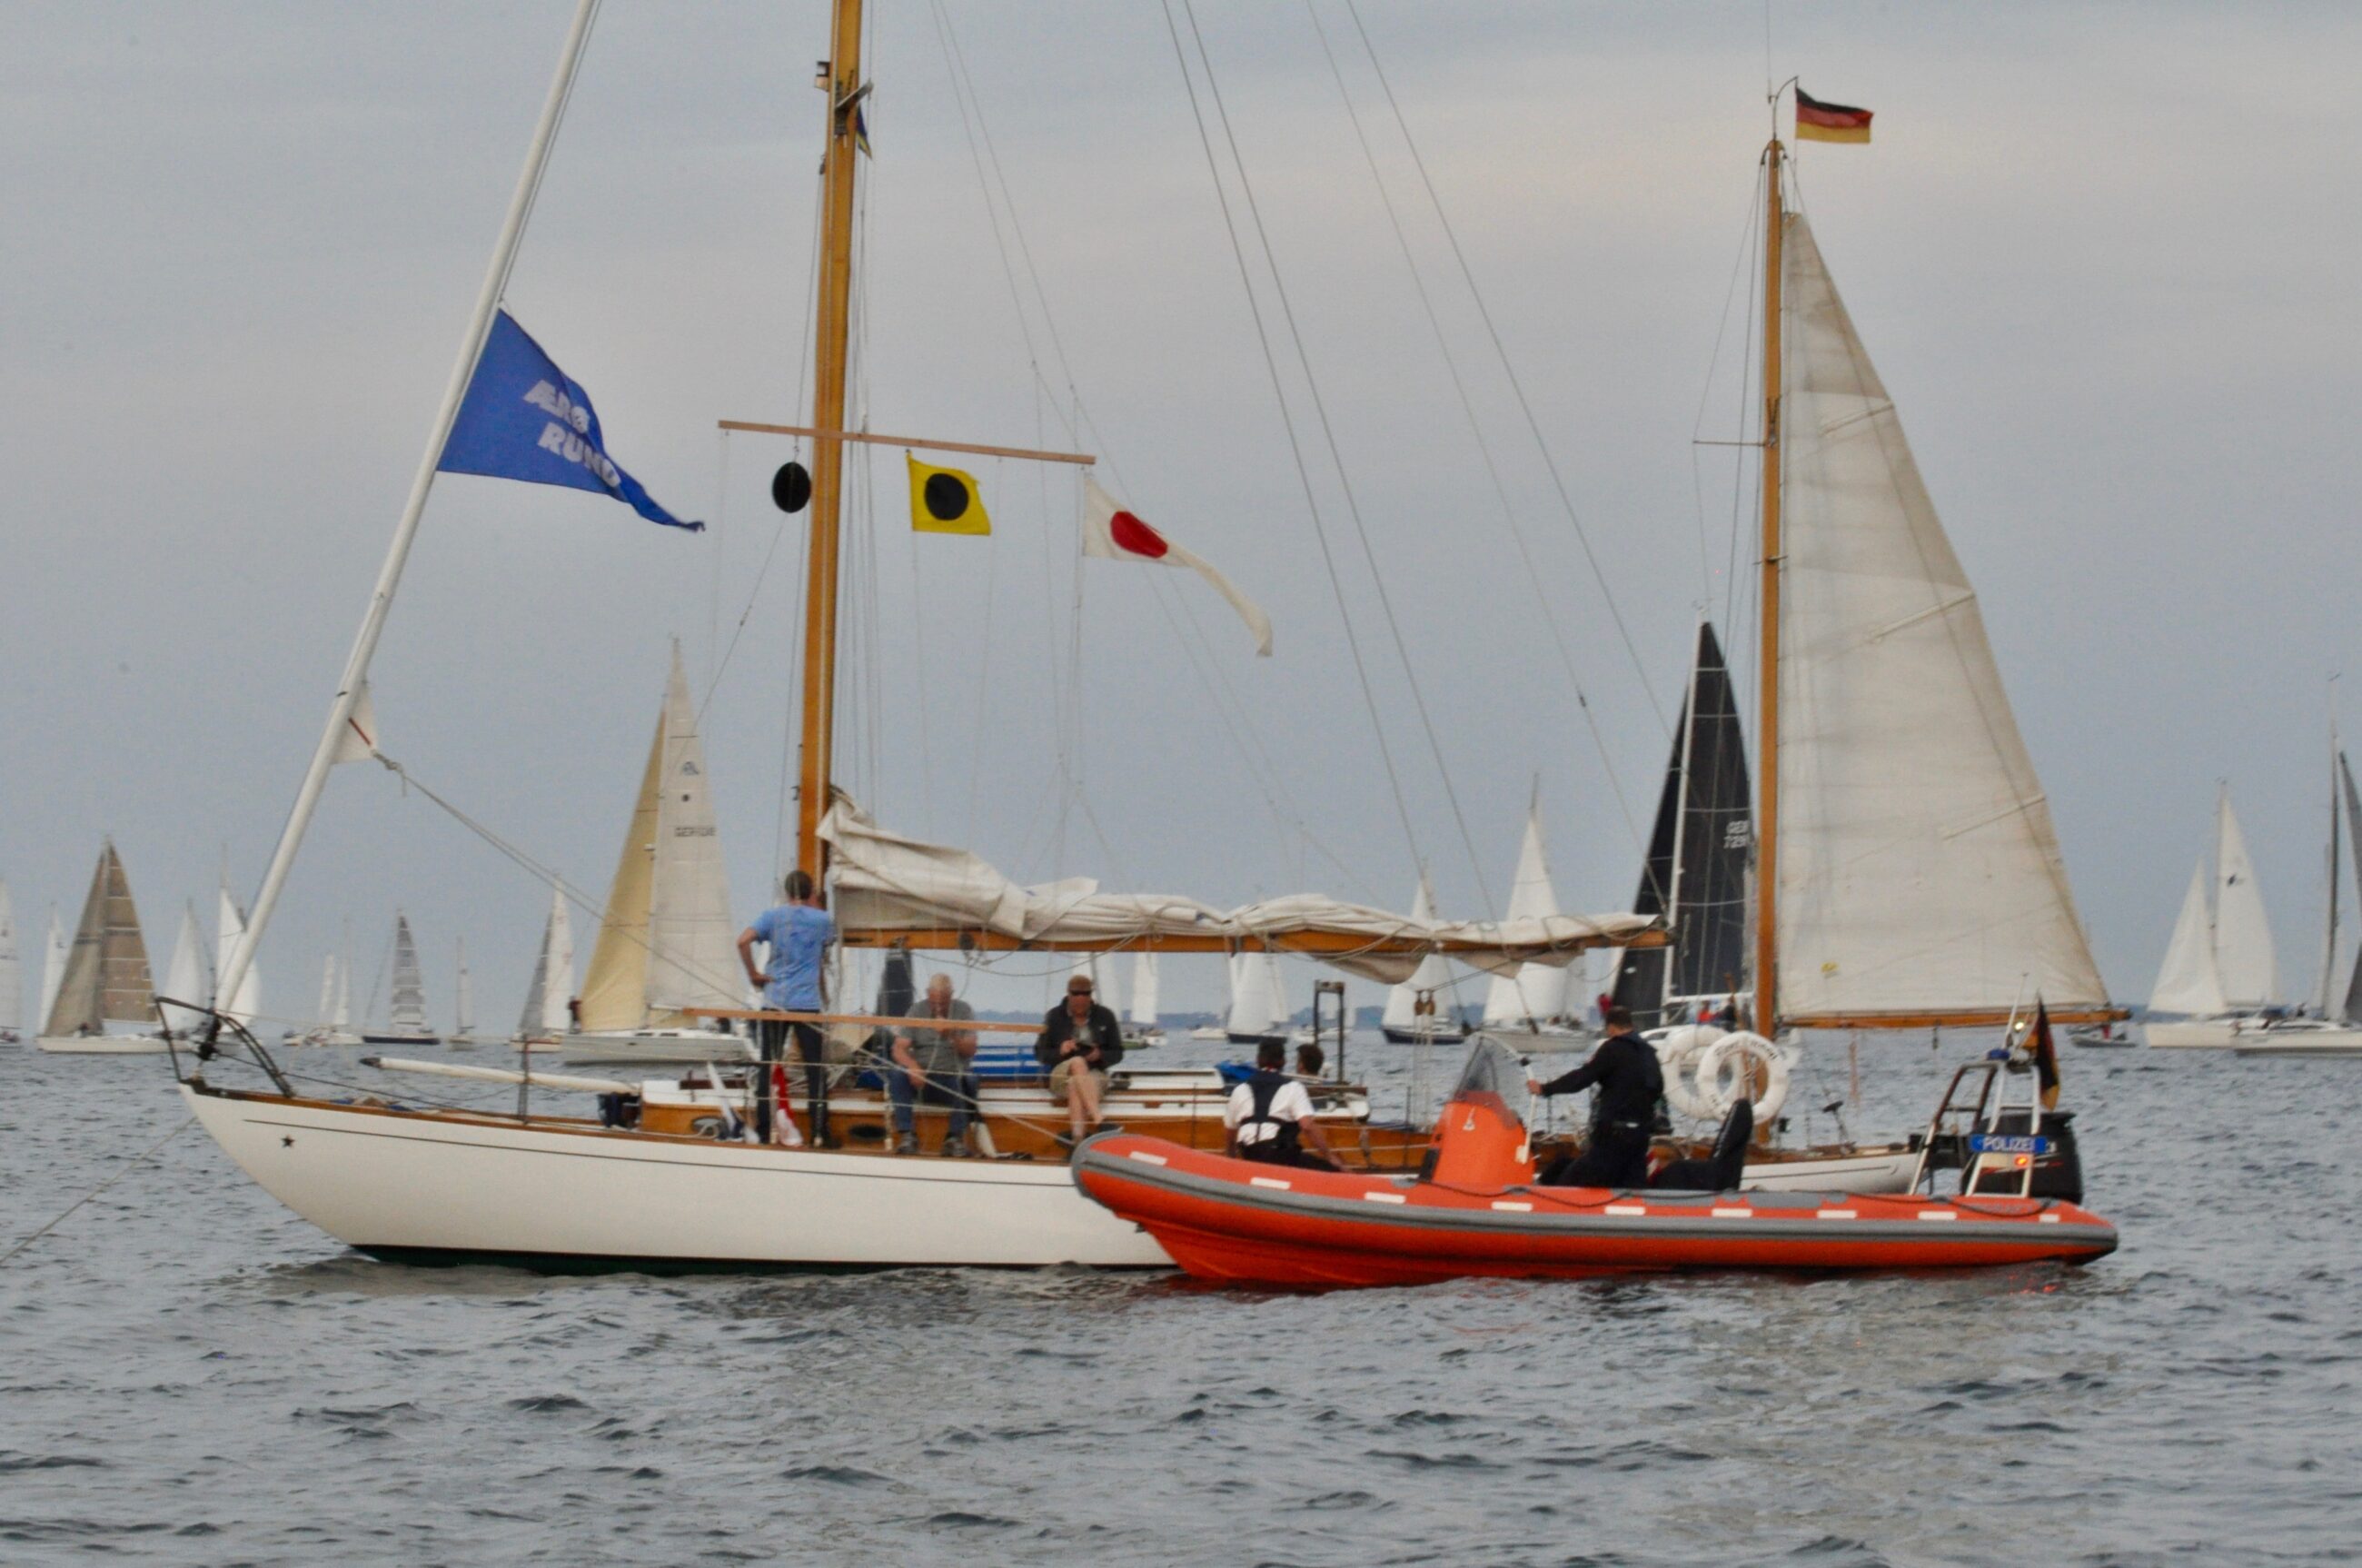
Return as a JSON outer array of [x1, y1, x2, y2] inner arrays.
[[5, 2, 2359, 1027]]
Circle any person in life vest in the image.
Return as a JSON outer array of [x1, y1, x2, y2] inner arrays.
[[1226, 1038, 1338, 1169], [1528, 1002, 1664, 1187]]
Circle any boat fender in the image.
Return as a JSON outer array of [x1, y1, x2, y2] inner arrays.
[[1693, 1032, 1789, 1124], [1652, 1025, 1725, 1121]]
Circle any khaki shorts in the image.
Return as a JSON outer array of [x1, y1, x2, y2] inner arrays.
[[1048, 1058, 1108, 1104]]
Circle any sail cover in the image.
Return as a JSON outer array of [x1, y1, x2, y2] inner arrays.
[[821, 800, 1655, 985], [1613, 623, 1752, 1027], [1773, 213, 2109, 1024]]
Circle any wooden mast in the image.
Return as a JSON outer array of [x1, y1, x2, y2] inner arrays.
[[796, 0, 866, 885], [1752, 137, 1785, 1037]]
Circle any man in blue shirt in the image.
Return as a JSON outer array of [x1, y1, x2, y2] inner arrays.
[[739, 869, 836, 1146]]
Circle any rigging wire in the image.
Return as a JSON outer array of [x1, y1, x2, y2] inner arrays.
[[0, 1116, 197, 1269]]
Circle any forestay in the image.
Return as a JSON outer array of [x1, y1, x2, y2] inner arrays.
[[1772, 213, 2109, 1024], [821, 800, 1656, 984]]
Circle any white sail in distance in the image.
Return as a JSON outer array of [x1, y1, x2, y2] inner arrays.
[[333, 944, 352, 1029], [0, 880, 17, 1035], [453, 939, 473, 1037], [1226, 952, 1285, 1038], [162, 902, 210, 1035], [316, 954, 338, 1028], [520, 887, 576, 1037], [1127, 952, 1159, 1027], [2210, 790, 2277, 1009], [215, 880, 260, 1027], [1484, 811, 1571, 1027], [1384, 873, 1461, 1032], [1771, 213, 2109, 1024], [2149, 860, 2228, 1017], [40, 907, 66, 1030]]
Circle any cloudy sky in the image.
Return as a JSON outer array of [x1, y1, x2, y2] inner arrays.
[[5, 2, 2358, 1028]]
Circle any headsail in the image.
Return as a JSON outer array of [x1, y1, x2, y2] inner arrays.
[[2210, 789, 2276, 1009], [1384, 873, 1463, 1033], [519, 888, 576, 1037], [2149, 859, 2228, 1017], [162, 902, 211, 1036], [645, 649, 742, 1025], [215, 880, 260, 1027], [389, 913, 430, 1032], [1772, 213, 2109, 1025], [1227, 952, 1285, 1038], [1613, 623, 1752, 1028], [1484, 809, 1572, 1027], [40, 908, 67, 1033], [578, 710, 662, 1033]]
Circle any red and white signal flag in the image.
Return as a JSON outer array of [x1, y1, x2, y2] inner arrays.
[[1082, 477, 1273, 657]]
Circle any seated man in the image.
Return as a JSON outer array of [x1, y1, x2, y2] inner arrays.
[[1035, 973, 1123, 1145], [888, 972, 979, 1156], [1226, 1038, 1338, 1169]]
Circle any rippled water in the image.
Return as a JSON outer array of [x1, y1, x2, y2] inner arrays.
[[3, 1037, 2357, 1565]]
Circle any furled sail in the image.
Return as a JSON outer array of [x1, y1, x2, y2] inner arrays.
[[644, 650, 742, 1024], [162, 902, 211, 1035], [388, 913, 430, 1032], [821, 799, 1656, 984], [518, 887, 576, 1037], [2149, 860, 2228, 1017], [1612, 622, 1752, 1028], [1772, 213, 2109, 1024], [1484, 809, 1573, 1027], [1383, 873, 1463, 1033], [45, 842, 157, 1035], [2210, 790, 2276, 1009], [0, 879, 17, 1034]]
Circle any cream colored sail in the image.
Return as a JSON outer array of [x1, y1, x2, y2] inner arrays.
[[578, 710, 662, 1033], [1772, 213, 2109, 1024], [215, 879, 260, 1027], [2210, 789, 2277, 1008], [162, 902, 210, 1035], [1384, 873, 1461, 1033], [1484, 811, 1571, 1027], [2149, 860, 2228, 1017], [644, 650, 742, 1025], [46, 843, 157, 1034]]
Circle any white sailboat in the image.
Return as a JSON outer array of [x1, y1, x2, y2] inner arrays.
[[1126, 951, 1164, 1047], [362, 911, 439, 1046], [160, 901, 211, 1037], [513, 887, 576, 1052], [1482, 807, 1583, 1047], [213, 877, 261, 1029], [1225, 951, 1290, 1047], [38, 840, 168, 1054], [1381, 873, 1466, 1044], [445, 938, 485, 1050], [2229, 745, 2362, 1056], [38, 906, 66, 1037], [2147, 789, 2288, 1046], [563, 649, 750, 1065], [177, 0, 1657, 1268], [304, 935, 363, 1047], [0, 878, 19, 1043]]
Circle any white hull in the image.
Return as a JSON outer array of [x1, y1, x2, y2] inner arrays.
[[562, 1030, 756, 1066], [2233, 1027, 2362, 1057], [2146, 1016, 2288, 1048], [1738, 1147, 1916, 1195], [37, 1034, 169, 1056], [182, 1084, 1170, 1268]]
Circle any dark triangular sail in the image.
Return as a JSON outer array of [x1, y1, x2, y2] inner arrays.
[[1610, 623, 1752, 1029]]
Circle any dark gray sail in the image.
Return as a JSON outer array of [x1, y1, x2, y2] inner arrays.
[[1610, 623, 1752, 1030]]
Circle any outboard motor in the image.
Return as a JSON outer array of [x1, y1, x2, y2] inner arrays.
[[1966, 1107, 2084, 1203]]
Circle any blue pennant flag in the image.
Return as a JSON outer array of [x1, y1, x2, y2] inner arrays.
[[437, 310, 700, 531]]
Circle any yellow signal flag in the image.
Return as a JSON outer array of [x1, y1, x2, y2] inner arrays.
[[907, 453, 990, 536]]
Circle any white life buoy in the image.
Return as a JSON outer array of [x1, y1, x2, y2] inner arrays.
[[1691, 1031, 1789, 1125], [1652, 1024, 1725, 1121]]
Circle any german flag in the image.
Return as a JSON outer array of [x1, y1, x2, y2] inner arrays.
[[1796, 88, 1872, 144]]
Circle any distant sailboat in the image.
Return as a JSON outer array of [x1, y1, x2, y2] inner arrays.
[[160, 901, 211, 1037], [214, 877, 261, 1029], [514, 887, 576, 1052], [1482, 806, 1582, 1046], [2147, 789, 2284, 1047], [1609, 623, 1751, 1032], [564, 650, 749, 1064], [1225, 951, 1290, 1047], [1381, 873, 1466, 1044], [1126, 951, 1164, 1047], [2228, 742, 2362, 1056], [38, 907, 66, 1036], [37, 840, 167, 1054], [446, 938, 483, 1050], [363, 911, 440, 1046], [0, 878, 19, 1043]]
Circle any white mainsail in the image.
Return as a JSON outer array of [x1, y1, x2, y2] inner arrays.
[[2149, 860, 2228, 1017], [519, 887, 576, 1038], [162, 902, 211, 1035], [388, 913, 430, 1032], [1384, 873, 1462, 1033], [40, 907, 66, 1030], [2210, 790, 2277, 1009], [1127, 951, 1160, 1028], [333, 943, 352, 1029], [454, 938, 474, 1037], [316, 954, 339, 1028], [0, 879, 17, 1034], [1484, 811, 1572, 1027], [1772, 213, 2109, 1024], [214, 880, 260, 1027], [1226, 952, 1285, 1038]]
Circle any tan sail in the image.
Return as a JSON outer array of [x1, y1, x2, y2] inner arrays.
[[46, 841, 157, 1035], [577, 710, 663, 1032]]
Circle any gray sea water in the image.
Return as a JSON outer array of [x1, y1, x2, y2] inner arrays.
[[1, 1037, 2356, 1566]]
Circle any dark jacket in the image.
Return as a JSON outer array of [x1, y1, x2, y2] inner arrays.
[[1538, 1031, 1663, 1127], [1035, 1001, 1124, 1070]]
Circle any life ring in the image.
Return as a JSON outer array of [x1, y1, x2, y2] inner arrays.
[[1652, 1024, 1725, 1121], [1692, 1031, 1789, 1125]]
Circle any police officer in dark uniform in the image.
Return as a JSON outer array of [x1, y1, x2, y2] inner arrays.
[[1527, 1003, 1663, 1187]]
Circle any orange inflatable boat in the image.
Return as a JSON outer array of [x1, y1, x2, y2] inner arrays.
[[1072, 1041, 2118, 1287]]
